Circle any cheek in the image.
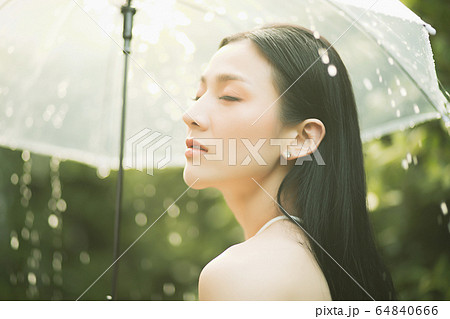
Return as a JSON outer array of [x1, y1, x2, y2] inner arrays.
[[213, 109, 281, 166]]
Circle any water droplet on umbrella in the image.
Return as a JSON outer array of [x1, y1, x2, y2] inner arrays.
[[203, 12, 214, 22], [327, 64, 337, 77], [313, 30, 320, 39], [106, 295, 112, 300], [5, 104, 13, 117], [441, 202, 448, 216], [215, 7, 226, 15], [318, 48, 329, 64], [96, 166, 111, 179], [237, 11, 248, 20], [363, 78, 373, 91], [253, 17, 263, 24]]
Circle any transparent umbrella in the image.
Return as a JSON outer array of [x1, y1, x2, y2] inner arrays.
[[0, 0, 448, 173]]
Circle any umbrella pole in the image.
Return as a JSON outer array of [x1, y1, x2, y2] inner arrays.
[[112, 0, 136, 300]]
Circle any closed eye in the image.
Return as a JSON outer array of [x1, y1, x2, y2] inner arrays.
[[191, 96, 241, 102], [219, 96, 241, 102]]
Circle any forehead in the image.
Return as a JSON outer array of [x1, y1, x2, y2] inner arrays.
[[201, 39, 275, 90]]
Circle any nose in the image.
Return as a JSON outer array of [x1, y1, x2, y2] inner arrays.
[[182, 100, 208, 130]]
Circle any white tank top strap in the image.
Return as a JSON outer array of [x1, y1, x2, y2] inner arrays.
[[255, 214, 303, 236]]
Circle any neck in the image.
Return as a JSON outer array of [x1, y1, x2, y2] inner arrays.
[[216, 165, 291, 240]]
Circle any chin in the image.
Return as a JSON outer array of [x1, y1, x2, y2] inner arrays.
[[182, 164, 212, 190]]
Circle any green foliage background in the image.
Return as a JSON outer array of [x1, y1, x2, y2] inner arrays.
[[0, 0, 449, 300]]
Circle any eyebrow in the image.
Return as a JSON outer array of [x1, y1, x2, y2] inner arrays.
[[200, 73, 248, 84]]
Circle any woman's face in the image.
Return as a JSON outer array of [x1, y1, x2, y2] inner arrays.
[[182, 39, 291, 190]]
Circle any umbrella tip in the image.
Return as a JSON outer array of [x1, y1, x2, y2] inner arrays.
[[423, 23, 436, 36]]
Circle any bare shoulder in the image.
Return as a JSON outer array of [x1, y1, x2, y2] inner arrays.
[[198, 229, 332, 300]]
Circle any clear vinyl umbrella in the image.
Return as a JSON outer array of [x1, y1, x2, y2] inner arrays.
[[0, 0, 448, 173]]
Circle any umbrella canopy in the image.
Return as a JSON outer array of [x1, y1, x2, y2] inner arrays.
[[0, 0, 448, 172]]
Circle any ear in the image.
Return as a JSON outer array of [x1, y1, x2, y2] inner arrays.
[[287, 119, 326, 159]]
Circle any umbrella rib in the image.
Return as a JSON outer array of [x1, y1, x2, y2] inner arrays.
[[251, 0, 381, 126], [76, 178, 199, 301], [70, 0, 196, 121], [323, 0, 450, 124]]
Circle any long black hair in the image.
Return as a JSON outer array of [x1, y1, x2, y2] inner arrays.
[[219, 24, 397, 300]]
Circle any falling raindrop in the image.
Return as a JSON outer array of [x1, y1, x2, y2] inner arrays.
[[441, 202, 448, 216], [106, 295, 112, 300], [163, 282, 176, 296], [144, 184, 156, 197], [10, 232, 19, 250], [186, 200, 198, 214], [396, 109, 401, 117], [135, 212, 148, 226], [413, 104, 420, 114], [387, 88, 392, 95], [10, 173, 19, 185], [400, 87, 407, 96], [27, 272, 37, 285], [401, 159, 409, 170], [80, 251, 91, 265], [168, 204, 180, 218], [168, 232, 182, 246], [387, 57, 394, 65], [406, 153, 412, 164], [391, 100, 396, 108], [327, 64, 337, 77], [48, 214, 59, 229]]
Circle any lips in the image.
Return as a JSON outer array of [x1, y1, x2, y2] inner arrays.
[[186, 138, 209, 152]]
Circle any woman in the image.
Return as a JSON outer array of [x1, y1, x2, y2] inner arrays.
[[182, 24, 396, 301]]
